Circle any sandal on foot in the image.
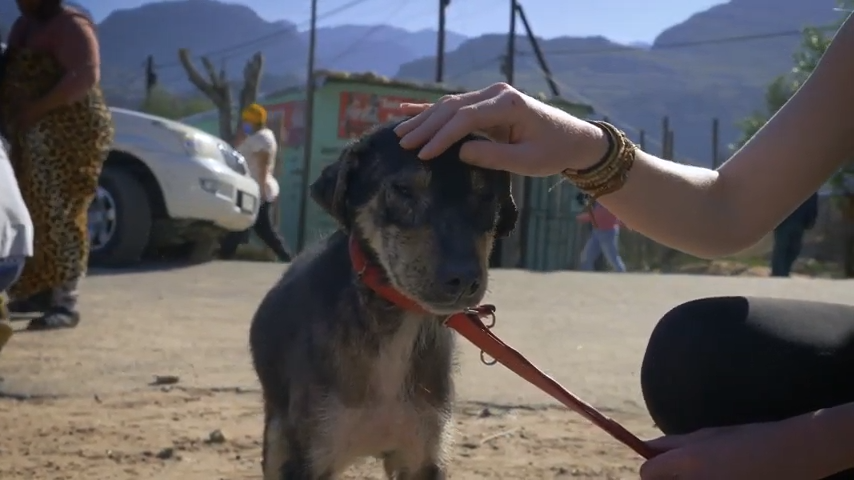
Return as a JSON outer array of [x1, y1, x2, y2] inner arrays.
[[8, 290, 52, 314], [27, 307, 80, 331]]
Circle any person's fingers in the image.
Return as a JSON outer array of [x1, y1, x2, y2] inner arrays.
[[399, 107, 459, 152], [638, 450, 687, 480], [645, 435, 693, 452], [399, 103, 432, 113], [394, 103, 435, 137], [646, 426, 734, 453], [415, 96, 513, 159], [399, 84, 512, 151]]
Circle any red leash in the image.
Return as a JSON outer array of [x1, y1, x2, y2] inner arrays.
[[349, 236, 659, 460]]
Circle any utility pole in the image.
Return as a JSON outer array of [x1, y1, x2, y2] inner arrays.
[[296, 0, 318, 252], [505, 0, 516, 84], [505, 0, 524, 268], [144, 55, 157, 101], [516, 3, 560, 97], [436, 0, 450, 82]]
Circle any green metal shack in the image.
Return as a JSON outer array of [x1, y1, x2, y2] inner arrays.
[[183, 71, 594, 271]]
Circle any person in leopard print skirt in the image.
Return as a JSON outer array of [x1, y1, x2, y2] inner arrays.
[[0, 0, 113, 329]]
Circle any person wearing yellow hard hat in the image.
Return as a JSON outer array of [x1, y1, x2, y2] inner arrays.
[[221, 103, 292, 261]]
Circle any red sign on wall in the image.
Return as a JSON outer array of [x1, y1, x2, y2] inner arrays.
[[337, 92, 421, 139], [267, 100, 307, 147]]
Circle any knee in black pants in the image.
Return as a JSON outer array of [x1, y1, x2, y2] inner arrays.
[[642, 296, 854, 434], [640, 296, 854, 479]]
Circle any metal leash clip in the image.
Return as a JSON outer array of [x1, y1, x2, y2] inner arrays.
[[464, 305, 498, 366]]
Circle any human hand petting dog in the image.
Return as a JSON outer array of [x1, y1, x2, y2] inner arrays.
[[394, 82, 609, 176]]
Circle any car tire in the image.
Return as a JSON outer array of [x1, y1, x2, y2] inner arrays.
[[88, 166, 153, 267], [187, 237, 219, 264]]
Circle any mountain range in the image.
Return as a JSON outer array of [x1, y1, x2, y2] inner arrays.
[[0, 0, 843, 164]]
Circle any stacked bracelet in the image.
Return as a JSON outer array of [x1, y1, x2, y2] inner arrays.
[[562, 121, 637, 201]]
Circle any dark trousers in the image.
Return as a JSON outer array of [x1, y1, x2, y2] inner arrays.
[[771, 223, 805, 277], [0, 257, 25, 292], [641, 296, 854, 479], [220, 201, 291, 261]]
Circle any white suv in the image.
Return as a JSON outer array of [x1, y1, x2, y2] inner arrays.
[[88, 108, 260, 266]]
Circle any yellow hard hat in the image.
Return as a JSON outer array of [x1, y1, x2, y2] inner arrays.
[[241, 103, 267, 125]]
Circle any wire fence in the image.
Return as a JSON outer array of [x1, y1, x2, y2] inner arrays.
[[566, 115, 854, 277]]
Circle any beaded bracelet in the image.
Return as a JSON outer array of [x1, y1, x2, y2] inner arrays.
[[562, 121, 637, 201]]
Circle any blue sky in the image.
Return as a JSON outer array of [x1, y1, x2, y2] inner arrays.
[[77, 0, 726, 44]]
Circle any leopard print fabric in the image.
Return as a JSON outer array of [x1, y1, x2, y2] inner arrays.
[[0, 49, 113, 300]]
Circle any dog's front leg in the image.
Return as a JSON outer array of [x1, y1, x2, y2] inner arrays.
[[383, 411, 451, 480], [391, 463, 446, 480], [265, 408, 334, 480], [263, 405, 289, 480]]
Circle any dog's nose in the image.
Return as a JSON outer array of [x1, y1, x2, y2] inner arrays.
[[438, 263, 482, 298]]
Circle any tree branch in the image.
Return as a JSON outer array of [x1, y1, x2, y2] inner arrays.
[[178, 48, 223, 103], [235, 52, 264, 134]]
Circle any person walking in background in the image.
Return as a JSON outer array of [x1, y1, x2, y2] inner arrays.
[[770, 191, 819, 277], [220, 104, 292, 262], [576, 202, 627, 272], [0, 138, 32, 353], [0, 0, 113, 330]]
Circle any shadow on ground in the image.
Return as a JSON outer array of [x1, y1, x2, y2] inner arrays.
[[87, 260, 200, 276]]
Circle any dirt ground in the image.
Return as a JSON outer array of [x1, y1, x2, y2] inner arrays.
[[1, 262, 852, 479]]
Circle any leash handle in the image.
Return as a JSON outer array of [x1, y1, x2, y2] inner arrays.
[[445, 307, 660, 460]]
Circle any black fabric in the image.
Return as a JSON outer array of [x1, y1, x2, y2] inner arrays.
[[253, 201, 291, 261], [220, 201, 292, 261], [771, 224, 805, 276], [779, 192, 820, 231], [641, 296, 854, 479]]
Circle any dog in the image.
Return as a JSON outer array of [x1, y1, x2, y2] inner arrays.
[[249, 120, 518, 479]]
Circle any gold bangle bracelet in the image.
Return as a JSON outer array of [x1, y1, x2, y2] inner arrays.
[[562, 121, 637, 200]]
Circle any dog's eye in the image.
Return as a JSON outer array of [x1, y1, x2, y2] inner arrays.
[[391, 183, 415, 199]]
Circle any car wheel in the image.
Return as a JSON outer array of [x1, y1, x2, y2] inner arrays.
[[88, 166, 153, 267]]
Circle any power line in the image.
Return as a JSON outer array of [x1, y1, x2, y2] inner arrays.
[[522, 58, 650, 143], [319, 0, 418, 66], [445, 55, 501, 83], [521, 24, 840, 57], [154, 0, 379, 71]]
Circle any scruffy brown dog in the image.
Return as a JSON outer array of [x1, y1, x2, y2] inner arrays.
[[249, 120, 518, 479]]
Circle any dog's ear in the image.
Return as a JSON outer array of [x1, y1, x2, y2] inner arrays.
[[495, 174, 518, 238], [310, 145, 357, 230]]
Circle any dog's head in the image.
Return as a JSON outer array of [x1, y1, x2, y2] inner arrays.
[[310, 121, 518, 314]]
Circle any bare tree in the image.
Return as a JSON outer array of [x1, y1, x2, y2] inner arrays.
[[177, 48, 264, 144]]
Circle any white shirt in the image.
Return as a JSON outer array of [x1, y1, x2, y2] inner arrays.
[[237, 127, 280, 202], [0, 140, 33, 258]]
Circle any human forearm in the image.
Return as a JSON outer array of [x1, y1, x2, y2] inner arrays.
[[761, 402, 854, 479], [800, 402, 854, 476], [597, 150, 733, 258], [593, 14, 854, 258]]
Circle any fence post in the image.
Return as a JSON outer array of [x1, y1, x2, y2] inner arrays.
[[639, 129, 646, 151], [660, 116, 670, 158], [711, 117, 720, 168], [666, 130, 674, 160]]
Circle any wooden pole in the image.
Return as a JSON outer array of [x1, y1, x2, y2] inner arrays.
[[711, 117, 720, 168], [436, 0, 448, 82], [295, 0, 318, 252]]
